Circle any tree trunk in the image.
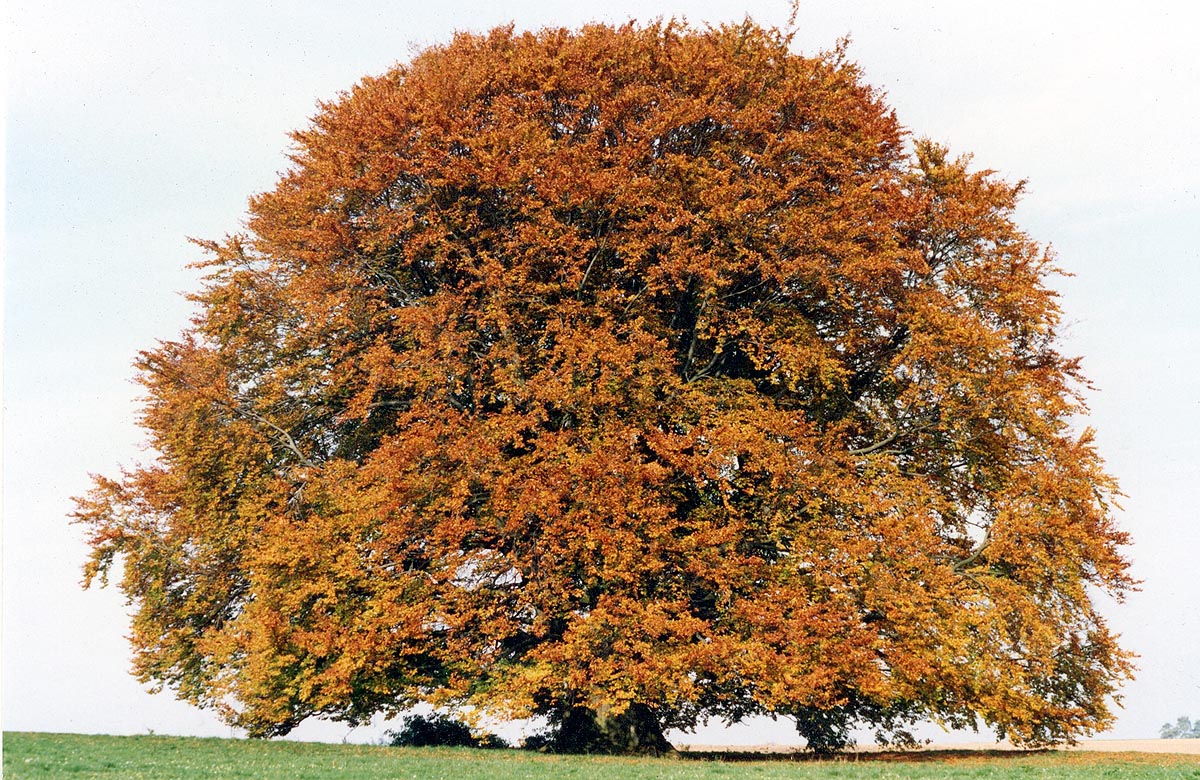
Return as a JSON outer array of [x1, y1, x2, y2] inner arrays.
[[553, 703, 675, 755]]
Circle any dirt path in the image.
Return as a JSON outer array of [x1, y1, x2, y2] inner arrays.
[[1065, 739, 1200, 754]]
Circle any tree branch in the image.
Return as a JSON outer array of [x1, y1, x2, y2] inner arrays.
[[577, 238, 608, 296], [848, 431, 902, 456], [233, 403, 319, 469], [953, 528, 991, 572], [847, 415, 937, 457], [681, 300, 708, 380]]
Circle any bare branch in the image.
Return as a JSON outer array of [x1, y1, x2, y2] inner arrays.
[[953, 528, 991, 572], [848, 416, 937, 457], [848, 431, 903, 456], [233, 403, 319, 469]]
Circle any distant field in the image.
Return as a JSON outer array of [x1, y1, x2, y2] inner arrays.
[[5, 732, 1200, 780]]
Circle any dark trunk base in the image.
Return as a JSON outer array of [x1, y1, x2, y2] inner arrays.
[[552, 703, 674, 755]]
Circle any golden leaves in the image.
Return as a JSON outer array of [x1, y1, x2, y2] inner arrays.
[[75, 19, 1131, 747]]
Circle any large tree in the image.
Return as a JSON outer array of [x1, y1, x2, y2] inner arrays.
[[76, 21, 1133, 753]]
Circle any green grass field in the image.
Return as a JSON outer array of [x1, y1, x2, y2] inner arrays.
[[5, 732, 1199, 780]]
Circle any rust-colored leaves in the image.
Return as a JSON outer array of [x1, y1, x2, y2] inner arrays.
[[74, 21, 1132, 748]]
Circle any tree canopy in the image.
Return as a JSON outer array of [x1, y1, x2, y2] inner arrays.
[[75, 21, 1134, 753]]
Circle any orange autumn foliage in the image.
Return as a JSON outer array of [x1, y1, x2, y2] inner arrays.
[[75, 21, 1133, 750]]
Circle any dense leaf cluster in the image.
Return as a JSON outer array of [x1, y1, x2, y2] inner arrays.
[[76, 21, 1132, 752]]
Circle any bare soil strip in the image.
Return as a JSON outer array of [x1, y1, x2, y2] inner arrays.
[[674, 739, 1200, 756]]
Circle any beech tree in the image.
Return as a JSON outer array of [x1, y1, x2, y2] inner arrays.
[[75, 21, 1134, 753]]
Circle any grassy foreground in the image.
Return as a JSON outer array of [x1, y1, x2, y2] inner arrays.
[[5, 732, 1199, 780]]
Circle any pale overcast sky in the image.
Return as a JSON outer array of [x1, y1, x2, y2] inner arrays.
[[5, 0, 1199, 747]]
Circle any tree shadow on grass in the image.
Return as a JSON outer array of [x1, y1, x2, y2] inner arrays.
[[673, 748, 1053, 763]]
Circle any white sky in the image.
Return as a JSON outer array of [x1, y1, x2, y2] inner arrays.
[[4, 0, 1199, 747]]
